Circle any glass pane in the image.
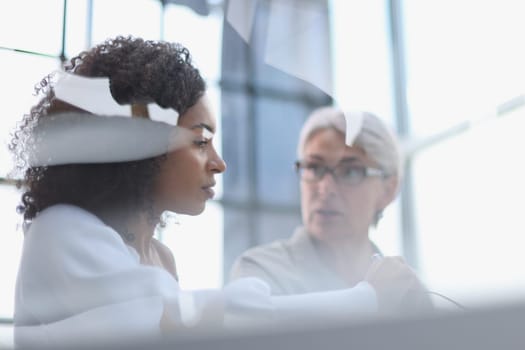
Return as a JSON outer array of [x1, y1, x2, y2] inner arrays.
[[0, 185, 24, 319], [0, 50, 61, 177], [65, 0, 90, 58], [0, 0, 64, 56], [255, 97, 307, 206], [91, 0, 161, 45], [221, 91, 252, 203], [221, 17, 250, 86], [251, 1, 332, 97], [330, 0, 395, 125], [159, 202, 224, 289], [0, 324, 13, 349], [404, 0, 525, 136], [256, 209, 302, 245], [224, 0, 332, 96], [414, 106, 525, 307], [164, 4, 223, 82], [223, 207, 253, 282], [369, 198, 402, 257]]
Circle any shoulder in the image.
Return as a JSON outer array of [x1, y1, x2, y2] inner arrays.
[[236, 238, 292, 265], [23, 204, 132, 264], [152, 238, 172, 253], [229, 230, 316, 295], [230, 236, 298, 284], [151, 239, 175, 263], [234, 227, 311, 268], [151, 239, 178, 279], [29, 204, 106, 236]]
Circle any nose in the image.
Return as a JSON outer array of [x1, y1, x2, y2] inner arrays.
[[316, 171, 337, 197], [208, 147, 227, 174]]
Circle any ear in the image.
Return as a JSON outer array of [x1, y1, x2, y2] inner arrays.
[[377, 175, 400, 211]]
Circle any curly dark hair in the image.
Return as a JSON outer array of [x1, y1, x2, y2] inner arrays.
[[10, 36, 206, 237]]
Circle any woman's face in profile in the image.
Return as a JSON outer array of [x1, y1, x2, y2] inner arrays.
[[152, 95, 226, 215]]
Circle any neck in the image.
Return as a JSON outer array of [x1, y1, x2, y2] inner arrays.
[[126, 212, 159, 262], [314, 233, 375, 286], [122, 210, 178, 278]]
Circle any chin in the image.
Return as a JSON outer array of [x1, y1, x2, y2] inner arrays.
[[181, 203, 206, 216]]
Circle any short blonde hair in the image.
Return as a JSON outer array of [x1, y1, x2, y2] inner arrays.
[[297, 106, 402, 178]]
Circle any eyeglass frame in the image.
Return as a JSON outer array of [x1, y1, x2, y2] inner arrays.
[[294, 160, 387, 185]]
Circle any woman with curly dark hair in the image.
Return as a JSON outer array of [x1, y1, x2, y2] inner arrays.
[[12, 35, 433, 348], [12, 35, 228, 346]]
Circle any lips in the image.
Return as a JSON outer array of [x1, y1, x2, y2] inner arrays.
[[314, 208, 342, 217], [202, 182, 216, 199]]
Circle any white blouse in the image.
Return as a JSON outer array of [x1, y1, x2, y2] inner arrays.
[[14, 204, 377, 347]]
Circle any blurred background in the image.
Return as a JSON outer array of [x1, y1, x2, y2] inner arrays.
[[2, 0, 525, 346]]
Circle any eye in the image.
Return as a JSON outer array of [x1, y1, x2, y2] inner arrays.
[[305, 163, 320, 170], [339, 166, 365, 179], [193, 139, 210, 148], [305, 163, 326, 176], [305, 163, 318, 169]]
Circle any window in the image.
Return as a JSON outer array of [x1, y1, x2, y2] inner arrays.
[[403, 0, 525, 305], [330, 0, 401, 255]]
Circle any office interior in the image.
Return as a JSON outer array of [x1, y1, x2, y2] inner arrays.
[[1, 0, 525, 348]]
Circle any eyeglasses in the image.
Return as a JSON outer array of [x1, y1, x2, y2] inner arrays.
[[295, 160, 386, 185]]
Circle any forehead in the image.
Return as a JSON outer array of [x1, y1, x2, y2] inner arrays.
[[177, 95, 216, 132], [304, 128, 367, 161]]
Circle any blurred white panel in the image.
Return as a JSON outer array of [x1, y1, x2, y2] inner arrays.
[[0, 0, 64, 55], [415, 107, 525, 307], [404, 0, 525, 136], [0, 185, 24, 319], [330, 0, 395, 126]]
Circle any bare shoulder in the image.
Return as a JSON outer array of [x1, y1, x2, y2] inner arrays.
[[151, 239, 175, 262]]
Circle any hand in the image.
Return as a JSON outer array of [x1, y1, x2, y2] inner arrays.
[[364, 256, 432, 314]]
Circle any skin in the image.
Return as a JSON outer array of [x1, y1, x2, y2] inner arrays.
[[129, 95, 226, 273], [152, 95, 226, 216], [300, 128, 398, 285]]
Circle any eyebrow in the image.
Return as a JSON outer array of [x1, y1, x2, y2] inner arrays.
[[338, 157, 361, 163], [190, 123, 214, 133], [306, 155, 361, 163]]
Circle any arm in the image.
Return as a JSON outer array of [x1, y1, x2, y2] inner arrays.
[[223, 257, 434, 329], [270, 281, 377, 323], [221, 277, 377, 329]]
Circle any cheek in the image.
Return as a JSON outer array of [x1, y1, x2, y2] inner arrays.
[[154, 158, 185, 199], [153, 171, 177, 206], [163, 152, 195, 185], [340, 188, 378, 217], [300, 183, 313, 206]]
